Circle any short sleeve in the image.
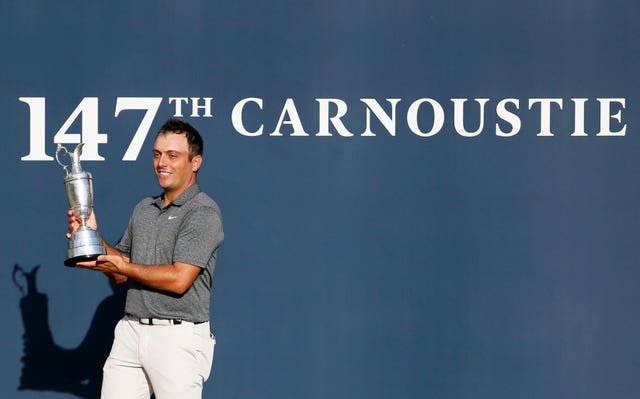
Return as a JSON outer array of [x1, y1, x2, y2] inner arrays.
[[172, 206, 224, 268], [114, 215, 134, 258]]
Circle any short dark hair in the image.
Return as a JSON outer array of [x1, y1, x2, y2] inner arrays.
[[157, 118, 203, 158]]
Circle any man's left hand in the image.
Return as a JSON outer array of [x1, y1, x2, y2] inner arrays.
[[77, 254, 129, 275]]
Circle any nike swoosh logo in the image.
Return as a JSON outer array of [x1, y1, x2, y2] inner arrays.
[[168, 215, 178, 220]]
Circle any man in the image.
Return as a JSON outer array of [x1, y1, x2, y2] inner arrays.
[[68, 118, 224, 399]]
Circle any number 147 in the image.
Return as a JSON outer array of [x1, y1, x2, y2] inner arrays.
[[20, 97, 163, 161]]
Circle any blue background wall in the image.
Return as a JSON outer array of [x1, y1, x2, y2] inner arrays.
[[2, 1, 640, 398]]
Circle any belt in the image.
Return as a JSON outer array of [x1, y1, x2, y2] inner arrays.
[[126, 314, 206, 326]]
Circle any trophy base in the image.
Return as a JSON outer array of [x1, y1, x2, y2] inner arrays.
[[64, 254, 100, 268], [65, 227, 106, 268]]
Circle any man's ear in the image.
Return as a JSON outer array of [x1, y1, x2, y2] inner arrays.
[[192, 155, 203, 172]]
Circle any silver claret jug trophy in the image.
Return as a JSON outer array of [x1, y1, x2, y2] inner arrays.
[[56, 143, 106, 267]]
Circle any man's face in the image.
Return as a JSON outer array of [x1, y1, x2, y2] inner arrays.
[[153, 132, 201, 195]]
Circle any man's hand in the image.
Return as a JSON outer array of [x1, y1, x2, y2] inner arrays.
[[77, 254, 129, 275], [66, 209, 98, 238], [67, 211, 129, 284]]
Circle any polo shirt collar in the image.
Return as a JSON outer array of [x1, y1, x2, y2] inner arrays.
[[152, 184, 201, 208]]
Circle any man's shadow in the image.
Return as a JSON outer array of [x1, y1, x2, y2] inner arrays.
[[14, 263, 127, 399]]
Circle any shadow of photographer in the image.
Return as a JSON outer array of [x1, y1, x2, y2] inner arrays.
[[14, 263, 126, 399]]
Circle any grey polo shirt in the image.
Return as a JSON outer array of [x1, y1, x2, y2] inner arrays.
[[115, 184, 224, 322]]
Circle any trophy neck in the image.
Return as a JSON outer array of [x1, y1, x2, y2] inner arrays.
[[71, 143, 85, 174], [71, 158, 84, 174]]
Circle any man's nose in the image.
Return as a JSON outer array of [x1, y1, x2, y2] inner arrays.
[[156, 154, 167, 166]]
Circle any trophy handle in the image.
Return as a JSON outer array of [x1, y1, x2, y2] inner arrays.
[[55, 144, 71, 174]]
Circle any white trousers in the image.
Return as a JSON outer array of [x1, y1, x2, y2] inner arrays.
[[101, 317, 215, 399]]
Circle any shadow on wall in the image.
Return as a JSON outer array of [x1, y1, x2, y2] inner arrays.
[[13, 264, 126, 399]]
